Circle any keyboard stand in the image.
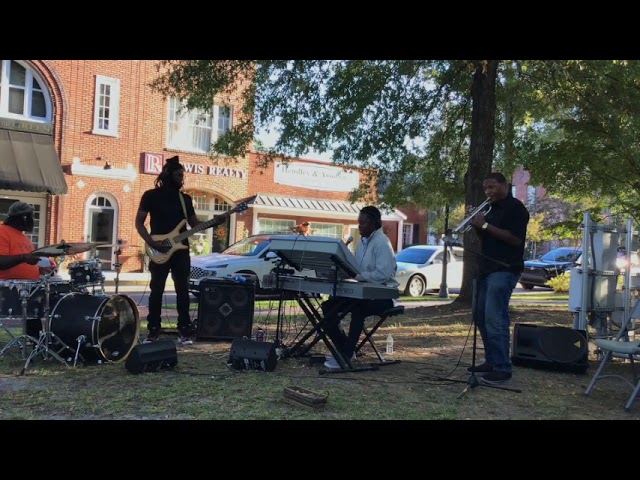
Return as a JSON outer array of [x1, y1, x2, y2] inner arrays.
[[283, 292, 379, 374]]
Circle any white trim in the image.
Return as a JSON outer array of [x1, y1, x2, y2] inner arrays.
[[71, 158, 137, 181], [92, 75, 120, 137]]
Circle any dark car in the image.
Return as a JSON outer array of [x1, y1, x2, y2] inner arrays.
[[519, 247, 582, 290]]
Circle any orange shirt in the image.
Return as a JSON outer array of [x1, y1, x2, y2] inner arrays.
[[0, 224, 39, 280]]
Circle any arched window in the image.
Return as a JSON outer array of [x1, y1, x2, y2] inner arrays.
[[0, 60, 52, 122]]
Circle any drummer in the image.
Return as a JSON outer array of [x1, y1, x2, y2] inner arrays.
[[0, 202, 55, 280]]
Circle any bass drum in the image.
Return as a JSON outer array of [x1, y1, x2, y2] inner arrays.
[[50, 293, 139, 364]]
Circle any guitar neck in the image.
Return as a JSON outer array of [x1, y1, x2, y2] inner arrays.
[[172, 216, 222, 244]]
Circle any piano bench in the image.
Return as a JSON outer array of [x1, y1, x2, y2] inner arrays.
[[355, 305, 405, 365]]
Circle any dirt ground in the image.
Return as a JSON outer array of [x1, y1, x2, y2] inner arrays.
[[1, 302, 639, 420]]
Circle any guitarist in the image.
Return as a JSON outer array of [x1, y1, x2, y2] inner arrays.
[[135, 156, 201, 345]]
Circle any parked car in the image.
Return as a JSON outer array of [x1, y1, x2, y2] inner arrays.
[[519, 247, 582, 290], [395, 245, 465, 297], [189, 233, 315, 295]]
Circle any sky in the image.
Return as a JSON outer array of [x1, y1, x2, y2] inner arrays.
[[255, 124, 333, 163]]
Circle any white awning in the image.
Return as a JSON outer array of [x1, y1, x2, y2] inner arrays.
[[249, 193, 407, 221]]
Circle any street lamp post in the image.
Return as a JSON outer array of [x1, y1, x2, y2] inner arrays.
[[439, 205, 450, 298]]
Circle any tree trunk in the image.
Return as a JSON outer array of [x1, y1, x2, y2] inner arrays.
[[455, 60, 499, 305]]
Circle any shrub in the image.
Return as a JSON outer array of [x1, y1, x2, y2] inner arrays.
[[545, 271, 570, 293]]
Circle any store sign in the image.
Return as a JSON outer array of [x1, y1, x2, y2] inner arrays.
[[143, 152, 246, 179], [274, 162, 359, 191]]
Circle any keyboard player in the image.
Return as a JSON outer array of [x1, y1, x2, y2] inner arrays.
[[322, 206, 398, 370]]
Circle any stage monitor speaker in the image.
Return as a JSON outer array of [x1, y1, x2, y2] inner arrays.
[[197, 279, 255, 341], [512, 323, 588, 374], [125, 340, 178, 374], [228, 338, 277, 372]]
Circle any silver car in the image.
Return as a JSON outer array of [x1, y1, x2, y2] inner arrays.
[[395, 245, 464, 297]]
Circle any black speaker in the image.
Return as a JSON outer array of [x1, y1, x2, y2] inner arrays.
[[512, 323, 589, 374], [197, 279, 255, 340], [227, 338, 277, 372], [125, 340, 178, 374]]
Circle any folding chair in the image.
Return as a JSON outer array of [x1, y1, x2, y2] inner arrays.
[[585, 297, 640, 412], [355, 305, 404, 366]]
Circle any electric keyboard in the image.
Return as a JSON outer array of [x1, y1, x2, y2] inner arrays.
[[276, 276, 399, 300]]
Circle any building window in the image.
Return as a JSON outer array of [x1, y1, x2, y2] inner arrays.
[[259, 218, 295, 234], [0, 197, 45, 248], [167, 96, 232, 153], [310, 222, 343, 239], [0, 60, 51, 122], [527, 185, 537, 209], [403, 224, 413, 246], [92, 75, 120, 136]]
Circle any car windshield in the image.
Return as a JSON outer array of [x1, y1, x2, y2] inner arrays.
[[221, 236, 271, 256], [539, 248, 581, 263], [396, 247, 438, 265]]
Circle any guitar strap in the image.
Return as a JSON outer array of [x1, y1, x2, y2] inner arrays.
[[178, 191, 189, 220]]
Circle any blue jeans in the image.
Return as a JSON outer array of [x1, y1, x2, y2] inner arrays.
[[474, 271, 519, 373]]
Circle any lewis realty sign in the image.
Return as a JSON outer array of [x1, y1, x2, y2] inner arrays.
[[143, 152, 246, 179]]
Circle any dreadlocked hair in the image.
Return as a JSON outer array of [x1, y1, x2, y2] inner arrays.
[[155, 156, 183, 188]]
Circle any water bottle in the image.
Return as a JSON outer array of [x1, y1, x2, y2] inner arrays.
[[386, 334, 394, 355], [255, 328, 265, 342]]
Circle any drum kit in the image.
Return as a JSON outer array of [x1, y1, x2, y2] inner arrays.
[[0, 240, 140, 374]]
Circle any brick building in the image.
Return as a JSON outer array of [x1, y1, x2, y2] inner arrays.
[[0, 60, 419, 273]]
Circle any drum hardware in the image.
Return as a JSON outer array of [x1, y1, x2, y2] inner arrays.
[[0, 285, 41, 360], [20, 273, 73, 375], [31, 241, 103, 257], [72, 335, 87, 367], [95, 240, 137, 295]]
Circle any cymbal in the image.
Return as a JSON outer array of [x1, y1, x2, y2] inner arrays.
[[95, 242, 139, 249], [32, 241, 97, 256]]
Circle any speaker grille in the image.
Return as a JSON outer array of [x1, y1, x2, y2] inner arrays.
[[197, 279, 255, 340]]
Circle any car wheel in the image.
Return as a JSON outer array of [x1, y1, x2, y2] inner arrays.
[[405, 275, 426, 297], [520, 282, 534, 290]]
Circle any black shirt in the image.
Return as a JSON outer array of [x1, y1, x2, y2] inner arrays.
[[478, 194, 529, 276], [140, 188, 195, 246]]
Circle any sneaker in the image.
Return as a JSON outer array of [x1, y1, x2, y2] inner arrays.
[[325, 353, 356, 362], [467, 362, 493, 374], [178, 335, 194, 346], [323, 357, 342, 370], [480, 371, 512, 384], [143, 328, 160, 344]]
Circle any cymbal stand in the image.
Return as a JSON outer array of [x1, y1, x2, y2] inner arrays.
[[113, 245, 122, 295], [20, 274, 72, 375], [0, 285, 40, 360]]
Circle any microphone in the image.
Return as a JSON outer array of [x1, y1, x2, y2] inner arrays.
[[345, 236, 354, 246]]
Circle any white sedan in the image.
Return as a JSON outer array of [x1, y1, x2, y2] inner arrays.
[[395, 245, 464, 297]]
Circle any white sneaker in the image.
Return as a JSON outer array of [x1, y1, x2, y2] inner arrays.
[[323, 357, 341, 369], [324, 353, 356, 362]]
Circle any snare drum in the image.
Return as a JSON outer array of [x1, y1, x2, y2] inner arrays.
[[68, 259, 104, 289]]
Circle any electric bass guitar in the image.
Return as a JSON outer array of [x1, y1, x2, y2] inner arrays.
[[145, 199, 251, 265]]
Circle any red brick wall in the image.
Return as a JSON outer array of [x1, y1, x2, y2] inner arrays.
[[43, 60, 249, 271]]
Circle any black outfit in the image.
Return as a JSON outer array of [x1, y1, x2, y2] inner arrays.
[[478, 194, 529, 276], [140, 187, 195, 335]]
